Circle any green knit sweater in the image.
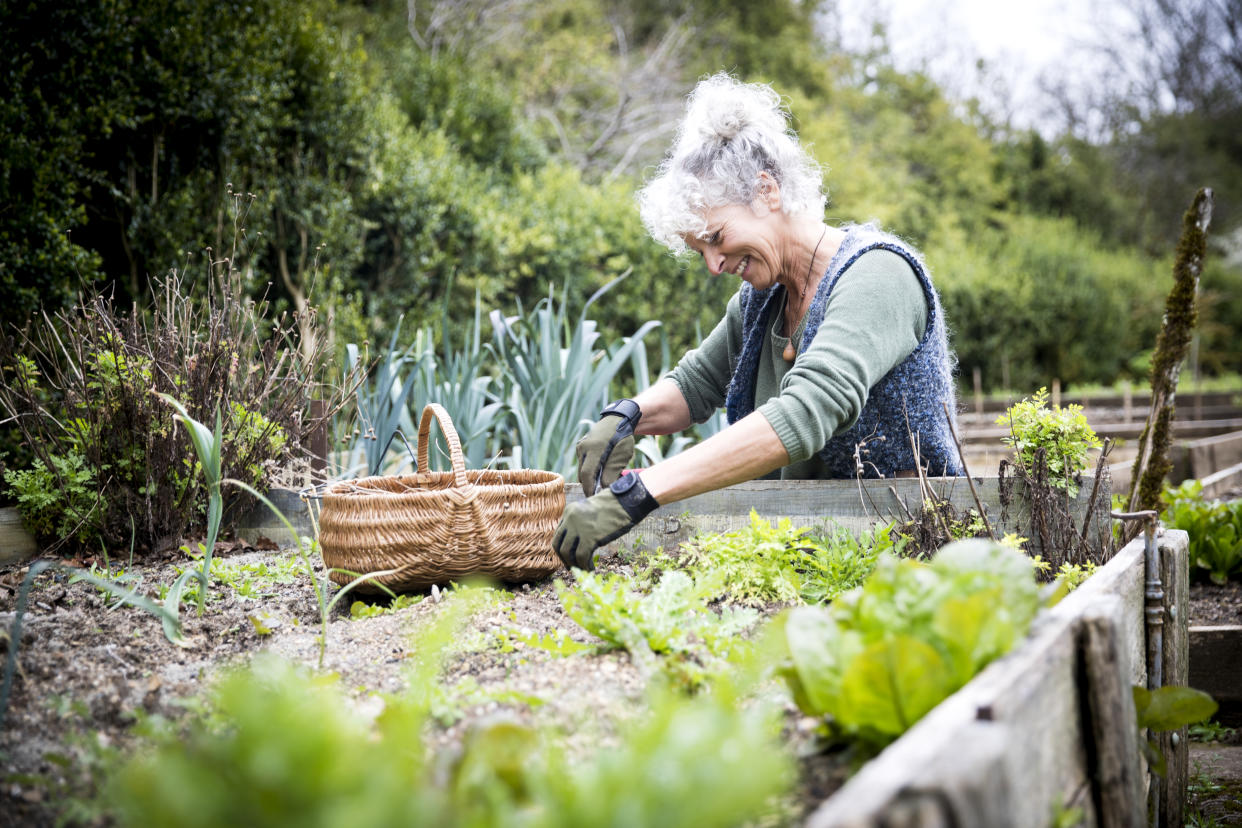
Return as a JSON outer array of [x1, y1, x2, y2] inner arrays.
[[667, 248, 928, 479]]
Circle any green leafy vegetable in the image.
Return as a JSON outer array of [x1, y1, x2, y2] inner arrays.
[[1162, 480, 1242, 584], [997, 387, 1101, 496], [778, 539, 1042, 745], [558, 569, 758, 690]]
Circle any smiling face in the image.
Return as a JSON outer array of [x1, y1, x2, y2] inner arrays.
[[684, 199, 791, 291]]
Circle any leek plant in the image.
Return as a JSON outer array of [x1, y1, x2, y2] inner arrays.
[[339, 318, 425, 477], [160, 395, 223, 619], [489, 276, 659, 476]]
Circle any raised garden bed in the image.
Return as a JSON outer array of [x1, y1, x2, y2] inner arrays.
[[0, 477, 1198, 826]]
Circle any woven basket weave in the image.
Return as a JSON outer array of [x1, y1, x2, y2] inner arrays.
[[318, 403, 565, 592]]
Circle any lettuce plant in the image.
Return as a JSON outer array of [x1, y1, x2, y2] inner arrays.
[[1162, 480, 1242, 584], [778, 539, 1042, 746]]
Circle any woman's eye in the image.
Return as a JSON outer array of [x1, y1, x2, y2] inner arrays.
[[708, 231, 721, 245]]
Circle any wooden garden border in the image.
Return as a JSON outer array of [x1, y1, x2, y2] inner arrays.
[[805, 529, 1190, 828]]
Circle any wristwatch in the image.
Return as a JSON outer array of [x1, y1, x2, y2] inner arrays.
[[609, 471, 660, 522]]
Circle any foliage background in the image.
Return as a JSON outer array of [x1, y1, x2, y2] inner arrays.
[[3, 0, 1240, 396]]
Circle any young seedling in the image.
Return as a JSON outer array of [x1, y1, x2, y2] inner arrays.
[[158, 395, 223, 619], [226, 480, 398, 669]]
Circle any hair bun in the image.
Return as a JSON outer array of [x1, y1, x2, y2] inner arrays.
[[682, 73, 785, 151], [709, 104, 746, 141]]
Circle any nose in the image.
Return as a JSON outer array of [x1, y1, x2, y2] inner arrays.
[[701, 246, 725, 276]]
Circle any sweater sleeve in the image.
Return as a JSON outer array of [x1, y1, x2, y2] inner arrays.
[[664, 292, 743, 423], [758, 249, 928, 463]]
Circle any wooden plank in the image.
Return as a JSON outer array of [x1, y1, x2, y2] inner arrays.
[[1081, 599, 1146, 828], [0, 507, 38, 566], [963, 417, 1242, 443], [1200, 460, 1242, 499], [233, 489, 318, 548], [1188, 625, 1242, 706], [1159, 528, 1191, 828], [566, 475, 1111, 559], [1186, 429, 1242, 479], [806, 535, 1155, 828]]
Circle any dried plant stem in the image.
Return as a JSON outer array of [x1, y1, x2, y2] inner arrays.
[[943, 402, 996, 541]]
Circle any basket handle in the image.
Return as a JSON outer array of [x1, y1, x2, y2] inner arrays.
[[418, 403, 469, 488]]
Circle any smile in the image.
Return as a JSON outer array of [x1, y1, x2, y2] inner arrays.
[[733, 255, 750, 277]]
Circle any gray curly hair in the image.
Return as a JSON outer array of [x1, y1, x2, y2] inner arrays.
[[638, 73, 826, 254]]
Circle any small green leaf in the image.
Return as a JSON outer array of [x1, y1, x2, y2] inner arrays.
[[1133, 685, 1218, 732]]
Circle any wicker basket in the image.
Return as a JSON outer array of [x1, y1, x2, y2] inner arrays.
[[318, 403, 565, 592]]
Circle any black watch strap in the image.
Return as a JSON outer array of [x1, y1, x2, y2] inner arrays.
[[609, 472, 660, 522], [600, 398, 641, 431]]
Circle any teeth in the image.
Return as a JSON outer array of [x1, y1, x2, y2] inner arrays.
[[734, 256, 749, 276]]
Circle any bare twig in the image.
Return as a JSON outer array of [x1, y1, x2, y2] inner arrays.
[[943, 402, 996, 541]]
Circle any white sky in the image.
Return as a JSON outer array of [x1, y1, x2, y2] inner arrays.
[[829, 0, 1133, 132]]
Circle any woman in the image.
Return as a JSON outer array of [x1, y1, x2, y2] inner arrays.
[[554, 73, 962, 570]]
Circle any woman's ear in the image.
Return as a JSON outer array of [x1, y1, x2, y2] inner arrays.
[[755, 171, 782, 211]]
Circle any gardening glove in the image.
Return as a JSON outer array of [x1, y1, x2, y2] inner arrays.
[[576, 399, 641, 496], [553, 471, 660, 570]]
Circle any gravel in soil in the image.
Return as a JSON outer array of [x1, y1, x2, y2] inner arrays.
[[0, 541, 842, 827]]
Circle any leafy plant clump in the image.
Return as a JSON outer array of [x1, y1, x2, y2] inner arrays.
[[557, 569, 759, 691], [96, 651, 792, 827], [1162, 480, 1242, 584], [0, 267, 341, 556], [640, 511, 897, 607], [777, 539, 1043, 747], [997, 387, 1102, 497]]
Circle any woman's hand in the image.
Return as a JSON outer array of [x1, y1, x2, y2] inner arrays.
[[575, 399, 640, 496], [554, 472, 660, 570]]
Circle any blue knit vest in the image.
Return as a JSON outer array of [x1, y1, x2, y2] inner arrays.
[[723, 226, 963, 478]]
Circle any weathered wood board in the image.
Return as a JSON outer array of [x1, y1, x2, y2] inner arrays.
[[805, 532, 1190, 828], [0, 506, 37, 566], [1188, 625, 1242, 707], [233, 488, 319, 548], [567, 475, 1112, 560]]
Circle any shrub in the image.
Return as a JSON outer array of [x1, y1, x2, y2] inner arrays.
[[996, 387, 1102, 497], [0, 269, 340, 555]]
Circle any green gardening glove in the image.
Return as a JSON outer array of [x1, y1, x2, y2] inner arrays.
[[554, 472, 661, 570], [576, 399, 641, 496]]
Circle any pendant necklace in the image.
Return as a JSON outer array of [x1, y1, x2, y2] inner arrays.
[[783, 225, 829, 362]]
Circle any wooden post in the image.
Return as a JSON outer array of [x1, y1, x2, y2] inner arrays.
[[1080, 599, 1146, 828], [309, 398, 327, 478], [973, 366, 984, 416], [1159, 529, 1190, 828], [1052, 378, 1062, 409]]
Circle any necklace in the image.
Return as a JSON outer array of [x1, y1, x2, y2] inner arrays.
[[783, 225, 829, 362]]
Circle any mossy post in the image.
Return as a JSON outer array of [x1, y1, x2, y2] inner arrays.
[[1126, 188, 1214, 532]]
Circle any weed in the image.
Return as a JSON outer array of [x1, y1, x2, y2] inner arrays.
[[350, 593, 424, 620], [558, 569, 758, 691], [996, 387, 1101, 497], [1189, 719, 1238, 743], [640, 511, 893, 607]]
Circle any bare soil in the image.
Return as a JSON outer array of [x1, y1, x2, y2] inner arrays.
[[1189, 578, 1242, 626], [0, 540, 840, 827]]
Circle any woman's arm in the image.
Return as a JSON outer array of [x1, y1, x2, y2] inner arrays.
[[637, 410, 788, 503], [632, 379, 694, 435]]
